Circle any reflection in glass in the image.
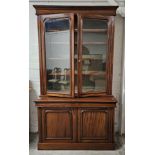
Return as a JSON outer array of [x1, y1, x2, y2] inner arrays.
[[45, 18, 70, 93]]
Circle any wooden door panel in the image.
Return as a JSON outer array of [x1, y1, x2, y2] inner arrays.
[[78, 108, 114, 142], [82, 110, 108, 138], [46, 111, 71, 138], [42, 108, 76, 142]]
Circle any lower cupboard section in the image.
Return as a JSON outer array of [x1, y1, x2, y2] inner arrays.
[[37, 105, 115, 150]]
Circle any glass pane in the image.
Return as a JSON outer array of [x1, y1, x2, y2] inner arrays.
[[82, 18, 108, 93], [45, 18, 70, 94]]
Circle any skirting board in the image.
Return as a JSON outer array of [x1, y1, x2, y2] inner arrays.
[[38, 142, 115, 150]]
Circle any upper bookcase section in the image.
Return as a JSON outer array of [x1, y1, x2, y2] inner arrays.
[[33, 5, 118, 97]]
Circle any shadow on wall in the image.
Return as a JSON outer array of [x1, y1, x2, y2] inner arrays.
[[29, 80, 38, 133]]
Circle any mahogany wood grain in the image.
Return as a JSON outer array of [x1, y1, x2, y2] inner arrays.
[[40, 16, 47, 95], [107, 16, 115, 95], [36, 103, 116, 109], [33, 5, 118, 16], [34, 96, 117, 103], [37, 107, 43, 142], [37, 16, 44, 95], [78, 108, 114, 143], [79, 109, 108, 140], [38, 142, 115, 150], [42, 108, 74, 142]]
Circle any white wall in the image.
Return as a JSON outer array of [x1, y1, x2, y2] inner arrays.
[[29, 1, 125, 133], [29, 3, 40, 132], [113, 15, 124, 132]]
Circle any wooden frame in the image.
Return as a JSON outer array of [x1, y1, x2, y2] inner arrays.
[[77, 107, 115, 143], [41, 108, 76, 142], [37, 13, 75, 97], [77, 14, 114, 97]]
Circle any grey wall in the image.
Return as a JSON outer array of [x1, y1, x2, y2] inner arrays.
[[29, 1, 125, 133]]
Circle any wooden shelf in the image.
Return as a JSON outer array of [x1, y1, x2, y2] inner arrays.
[[46, 29, 69, 32], [47, 90, 69, 93], [82, 87, 106, 92], [48, 80, 69, 84], [75, 42, 107, 45], [47, 42, 69, 44], [47, 29, 107, 33], [48, 72, 70, 76], [48, 71, 105, 76], [48, 58, 69, 60], [47, 55, 106, 61], [74, 54, 106, 60], [81, 71, 106, 76], [47, 42, 107, 45], [74, 29, 107, 33]]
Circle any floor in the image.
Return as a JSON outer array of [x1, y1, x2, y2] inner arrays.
[[29, 133, 125, 155]]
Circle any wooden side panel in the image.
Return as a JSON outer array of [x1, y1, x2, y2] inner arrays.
[[42, 108, 76, 142], [78, 108, 114, 143], [107, 16, 115, 95], [37, 107, 43, 142]]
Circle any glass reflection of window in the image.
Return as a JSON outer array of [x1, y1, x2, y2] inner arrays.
[[45, 18, 69, 32]]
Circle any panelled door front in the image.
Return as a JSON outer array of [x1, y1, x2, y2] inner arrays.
[[78, 108, 114, 143], [41, 108, 76, 142], [41, 107, 114, 143]]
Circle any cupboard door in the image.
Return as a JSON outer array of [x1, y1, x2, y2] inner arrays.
[[77, 15, 113, 96], [78, 108, 114, 143], [42, 108, 76, 142], [39, 14, 74, 97]]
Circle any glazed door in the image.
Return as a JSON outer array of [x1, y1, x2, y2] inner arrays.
[[77, 15, 113, 97], [39, 14, 74, 97]]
